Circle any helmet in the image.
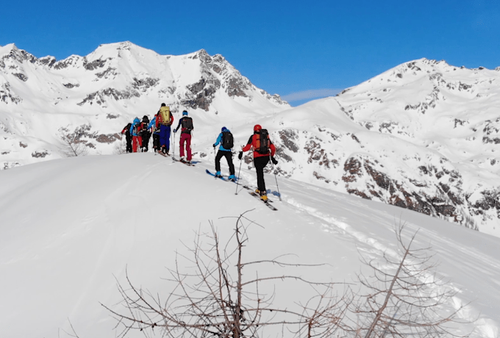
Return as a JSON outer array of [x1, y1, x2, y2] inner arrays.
[[183, 110, 188, 116], [253, 124, 262, 132], [161, 103, 166, 107], [221, 126, 228, 132]]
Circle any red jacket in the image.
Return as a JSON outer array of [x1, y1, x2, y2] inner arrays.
[[155, 112, 174, 128], [242, 132, 276, 158]]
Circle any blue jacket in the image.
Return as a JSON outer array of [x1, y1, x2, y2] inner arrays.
[[148, 117, 160, 134], [214, 127, 232, 152], [130, 118, 141, 136]]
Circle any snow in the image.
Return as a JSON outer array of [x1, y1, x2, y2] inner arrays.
[[0, 153, 499, 338]]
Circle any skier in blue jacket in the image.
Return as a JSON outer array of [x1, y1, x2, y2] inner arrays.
[[148, 116, 161, 152], [213, 126, 236, 181], [129, 117, 142, 152]]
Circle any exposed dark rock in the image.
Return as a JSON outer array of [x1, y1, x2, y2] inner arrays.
[[132, 77, 160, 91], [278, 129, 299, 153], [96, 134, 120, 143], [77, 88, 140, 106], [95, 67, 117, 79], [31, 151, 49, 158], [182, 77, 221, 111], [342, 157, 362, 183], [340, 154, 478, 229], [0, 83, 22, 104], [37, 56, 56, 67], [63, 83, 80, 89], [13, 73, 28, 82], [226, 76, 249, 98], [84, 58, 108, 71]]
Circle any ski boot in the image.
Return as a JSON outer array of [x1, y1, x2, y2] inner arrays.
[[260, 191, 268, 202]]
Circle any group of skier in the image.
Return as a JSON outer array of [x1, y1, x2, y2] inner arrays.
[[121, 103, 278, 201]]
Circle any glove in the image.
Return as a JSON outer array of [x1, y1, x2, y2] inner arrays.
[[173, 129, 177, 133], [213, 144, 216, 148], [238, 151, 243, 160], [271, 156, 278, 165]]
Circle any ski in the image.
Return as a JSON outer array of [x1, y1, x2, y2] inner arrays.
[[248, 191, 277, 211], [205, 169, 241, 182], [206, 169, 228, 181], [156, 150, 169, 157], [172, 157, 194, 166]]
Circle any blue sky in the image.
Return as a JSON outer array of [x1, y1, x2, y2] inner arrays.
[[2, 0, 500, 106]]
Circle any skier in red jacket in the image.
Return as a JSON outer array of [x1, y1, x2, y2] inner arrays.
[[238, 124, 278, 201]]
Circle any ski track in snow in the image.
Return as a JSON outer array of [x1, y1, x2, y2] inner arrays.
[[280, 189, 499, 338]]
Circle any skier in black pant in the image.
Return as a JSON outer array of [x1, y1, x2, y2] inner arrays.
[[121, 122, 132, 153], [213, 127, 236, 181], [239, 124, 277, 201], [140, 115, 151, 152]]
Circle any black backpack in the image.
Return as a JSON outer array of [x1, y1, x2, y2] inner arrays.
[[255, 129, 270, 154], [221, 131, 234, 149], [133, 122, 142, 135], [140, 122, 149, 135], [181, 117, 193, 132]]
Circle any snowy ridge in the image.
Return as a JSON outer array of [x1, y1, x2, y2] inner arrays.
[[0, 43, 499, 236], [0, 154, 499, 338], [267, 59, 500, 236], [0, 41, 289, 168]]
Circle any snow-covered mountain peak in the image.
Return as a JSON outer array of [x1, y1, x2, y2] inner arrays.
[[267, 58, 500, 236], [89, 41, 158, 61], [0, 43, 37, 66], [0, 42, 290, 167], [0, 43, 17, 56]]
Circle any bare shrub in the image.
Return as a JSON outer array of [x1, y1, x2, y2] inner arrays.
[[103, 217, 472, 338], [349, 225, 471, 338], [103, 211, 344, 338]]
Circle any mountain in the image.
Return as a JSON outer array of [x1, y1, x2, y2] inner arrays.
[[0, 42, 499, 236], [268, 59, 500, 237], [0, 41, 289, 166], [0, 154, 499, 338]]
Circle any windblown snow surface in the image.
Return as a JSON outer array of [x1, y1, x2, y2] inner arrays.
[[0, 154, 499, 337]]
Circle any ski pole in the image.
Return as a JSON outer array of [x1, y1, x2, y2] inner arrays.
[[213, 145, 218, 180], [235, 151, 243, 195], [172, 128, 176, 160], [190, 130, 194, 162], [270, 153, 282, 201]]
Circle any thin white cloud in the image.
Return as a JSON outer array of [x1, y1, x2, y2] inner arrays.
[[282, 88, 343, 102]]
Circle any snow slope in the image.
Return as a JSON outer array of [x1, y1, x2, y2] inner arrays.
[[0, 154, 499, 337]]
